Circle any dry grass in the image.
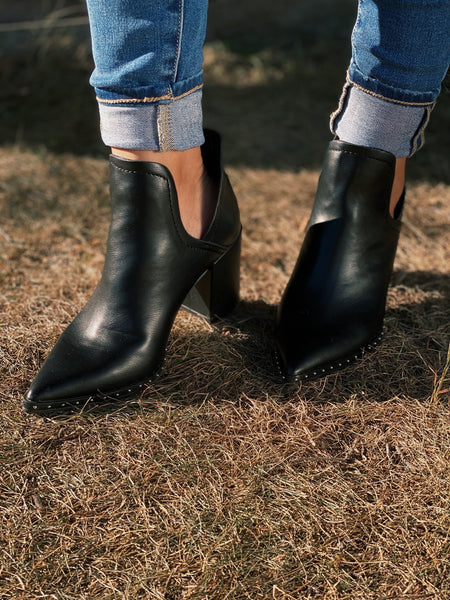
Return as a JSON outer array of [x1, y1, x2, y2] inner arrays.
[[1, 4, 450, 599]]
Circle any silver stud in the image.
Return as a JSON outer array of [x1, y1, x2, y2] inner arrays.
[[33, 406, 37, 410], [330, 366, 333, 370]]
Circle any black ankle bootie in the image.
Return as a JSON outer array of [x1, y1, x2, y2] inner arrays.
[[24, 130, 241, 415], [275, 140, 403, 382]]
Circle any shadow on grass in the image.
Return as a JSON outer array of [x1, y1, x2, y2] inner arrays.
[[51, 270, 448, 420], [162, 275, 448, 405]]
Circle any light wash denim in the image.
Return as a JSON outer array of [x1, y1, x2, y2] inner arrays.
[[86, 0, 450, 154], [332, 0, 450, 156], [331, 85, 433, 157], [86, 0, 208, 151]]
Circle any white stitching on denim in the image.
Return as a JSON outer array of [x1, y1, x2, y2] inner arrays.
[[167, 105, 175, 151], [411, 105, 433, 155], [347, 71, 435, 107], [173, 0, 184, 83], [329, 81, 350, 135], [157, 104, 173, 152], [96, 83, 203, 105]]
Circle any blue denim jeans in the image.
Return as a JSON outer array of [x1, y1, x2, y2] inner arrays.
[[86, 0, 450, 155], [86, 0, 208, 151], [332, 0, 450, 156]]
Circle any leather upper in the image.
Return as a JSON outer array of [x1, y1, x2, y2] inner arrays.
[[276, 140, 401, 379], [25, 131, 241, 406]]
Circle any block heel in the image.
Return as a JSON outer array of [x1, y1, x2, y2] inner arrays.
[[182, 230, 241, 322]]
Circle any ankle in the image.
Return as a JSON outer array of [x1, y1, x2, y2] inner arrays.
[[111, 146, 217, 239], [390, 157, 406, 218]]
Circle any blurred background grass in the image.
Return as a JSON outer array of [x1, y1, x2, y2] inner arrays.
[[1, 0, 448, 178]]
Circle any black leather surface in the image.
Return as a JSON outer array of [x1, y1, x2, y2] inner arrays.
[[24, 132, 241, 411], [276, 140, 401, 380]]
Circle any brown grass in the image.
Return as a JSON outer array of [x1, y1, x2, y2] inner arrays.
[[1, 4, 449, 599]]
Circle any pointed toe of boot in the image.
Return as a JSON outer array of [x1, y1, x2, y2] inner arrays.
[[23, 378, 80, 416], [275, 140, 401, 383], [275, 310, 383, 382], [22, 328, 150, 415]]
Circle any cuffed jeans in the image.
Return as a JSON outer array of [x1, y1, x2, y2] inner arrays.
[[332, 0, 450, 157], [86, 0, 450, 156], [86, 0, 207, 151]]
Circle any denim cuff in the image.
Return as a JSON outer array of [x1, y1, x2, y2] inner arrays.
[[330, 82, 434, 157], [347, 62, 440, 106], [98, 88, 204, 151]]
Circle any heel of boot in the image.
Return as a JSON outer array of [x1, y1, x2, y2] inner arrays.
[[182, 232, 241, 322]]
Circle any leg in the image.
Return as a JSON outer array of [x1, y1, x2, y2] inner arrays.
[[23, 0, 242, 415], [276, 0, 450, 381], [333, 0, 450, 214], [87, 0, 215, 239]]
